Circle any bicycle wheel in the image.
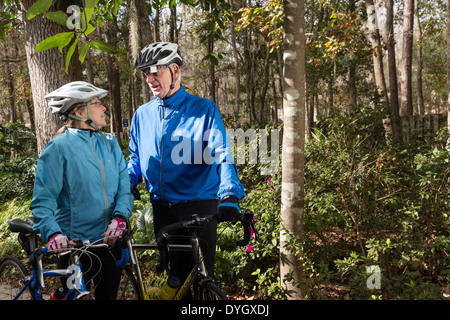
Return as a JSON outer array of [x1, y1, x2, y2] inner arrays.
[[194, 281, 228, 300], [0, 257, 35, 300], [116, 264, 143, 300]]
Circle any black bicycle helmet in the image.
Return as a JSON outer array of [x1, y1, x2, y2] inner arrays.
[[134, 42, 183, 71]]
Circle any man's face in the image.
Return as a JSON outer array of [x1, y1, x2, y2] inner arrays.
[[143, 64, 179, 99]]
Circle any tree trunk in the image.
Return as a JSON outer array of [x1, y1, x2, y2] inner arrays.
[[104, 20, 122, 140], [207, 35, 216, 103], [5, 57, 16, 123], [386, 0, 402, 143], [169, 3, 178, 43], [259, 43, 271, 123], [128, 0, 152, 107], [347, 0, 357, 111], [414, 1, 424, 115], [365, 0, 389, 105], [447, 0, 450, 150], [400, 0, 414, 116], [20, 0, 82, 154], [280, 0, 306, 300], [230, 0, 240, 114], [153, 6, 161, 43]]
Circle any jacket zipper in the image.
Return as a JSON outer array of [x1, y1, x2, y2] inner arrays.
[[159, 99, 166, 203], [90, 133, 109, 229]]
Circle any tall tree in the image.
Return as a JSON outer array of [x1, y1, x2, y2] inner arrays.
[[128, 0, 152, 108], [400, 0, 415, 116], [280, 0, 306, 300], [20, 0, 82, 153], [365, 0, 389, 105], [447, 0, 450, 150], [385, 0, 402, 143], [104, 19, 122, 139], [414, 0, 424, 115], [230, 0, 240, 115]]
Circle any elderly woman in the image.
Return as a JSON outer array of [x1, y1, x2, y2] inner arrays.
[[30, 81, 134, 300]]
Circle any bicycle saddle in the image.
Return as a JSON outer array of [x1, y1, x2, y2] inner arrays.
[[9, 217, 37, 234]]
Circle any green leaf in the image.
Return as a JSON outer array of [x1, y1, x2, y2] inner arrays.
[[90, 39, 116, 53], [35, 32, 74, 53], [81, 24, 96, 36], [26, 0, 53, 20], [202, 54, 219, 66], [44, 11, 69, 26], [84, 0, 98, 22], [65, 38, 78, 74], [78, 42, 90, 63]]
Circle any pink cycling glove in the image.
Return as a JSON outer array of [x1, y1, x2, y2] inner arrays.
[[106, 217, 126, 238], [47, 233, 68, 252]]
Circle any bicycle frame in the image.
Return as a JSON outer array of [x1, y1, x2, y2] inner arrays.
[[123, 210, 258, 300], [128, 241, 193, 300], [173, 235, 208, 300], [17, 249, 91, 300], [126, 227, 212, 300]]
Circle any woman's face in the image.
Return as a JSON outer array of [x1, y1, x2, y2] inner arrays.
[[76, 98, 107, 129]]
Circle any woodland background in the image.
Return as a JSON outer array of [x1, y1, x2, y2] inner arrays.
[[0, 0, 449, 300]]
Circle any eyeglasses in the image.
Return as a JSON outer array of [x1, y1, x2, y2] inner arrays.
[[142, 65, 169, 79], [89, 100, 103, 108]]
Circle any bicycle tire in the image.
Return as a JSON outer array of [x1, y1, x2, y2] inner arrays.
[[0, 256, 35, 300], [194, 281, 228, 300], [116, 264, 143, 300]]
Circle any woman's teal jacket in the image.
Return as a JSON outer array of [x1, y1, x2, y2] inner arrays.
[[30, 128, 134, 242]]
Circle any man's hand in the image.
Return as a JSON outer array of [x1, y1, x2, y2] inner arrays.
[[217, 195, 240, 223]]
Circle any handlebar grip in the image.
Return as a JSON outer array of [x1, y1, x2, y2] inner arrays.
[[115, 248, 130, 268], [235, 209, 255, 247], [236, 222, 251, 247]]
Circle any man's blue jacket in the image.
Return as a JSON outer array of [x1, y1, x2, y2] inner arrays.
[[128, 86, 245, 206], [30, 128, 134, 242]]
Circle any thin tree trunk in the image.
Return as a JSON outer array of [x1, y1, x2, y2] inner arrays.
[[415, 0, 424, 115], [280, 0, 306, 300], [5, 56, 16, 123], [400, 0, 414, 116], [153, 6, 161, 42], [365, 0, 389, 105], [207, 35, 216, 103], [104, 20, 122, 139], [386, 0, 402, 143], [347, 0, 357, 111], [259, 43, 271, 123], [447, 0, 450, 150], [230, 0, 240, 114]]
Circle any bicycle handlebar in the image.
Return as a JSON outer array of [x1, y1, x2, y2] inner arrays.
[[30, 236, 127, 289], [156, 208, 260, 248]]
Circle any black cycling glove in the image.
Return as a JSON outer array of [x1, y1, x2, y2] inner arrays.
[[130, 183, 141, 200], [217, 195, 240, 223]]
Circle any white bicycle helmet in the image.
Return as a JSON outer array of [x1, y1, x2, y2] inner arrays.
[[45, 81, 108, 132], [134, 42, 183, 71], [45, 81, 108, 115]]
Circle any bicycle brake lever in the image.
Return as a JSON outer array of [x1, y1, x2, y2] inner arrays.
[[250, 218, 261, 243]]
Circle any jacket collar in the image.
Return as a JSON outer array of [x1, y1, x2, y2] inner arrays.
[[158, 85, 186, 108], [66, 127, 99, 141]]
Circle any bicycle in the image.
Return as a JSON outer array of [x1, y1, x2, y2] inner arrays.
[[121, 208, 259, 300], [0, 217, 139, 300]]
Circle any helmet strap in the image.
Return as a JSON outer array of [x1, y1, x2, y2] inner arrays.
[[67, 101, 105, 137], [164, 65, 178, 99]]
